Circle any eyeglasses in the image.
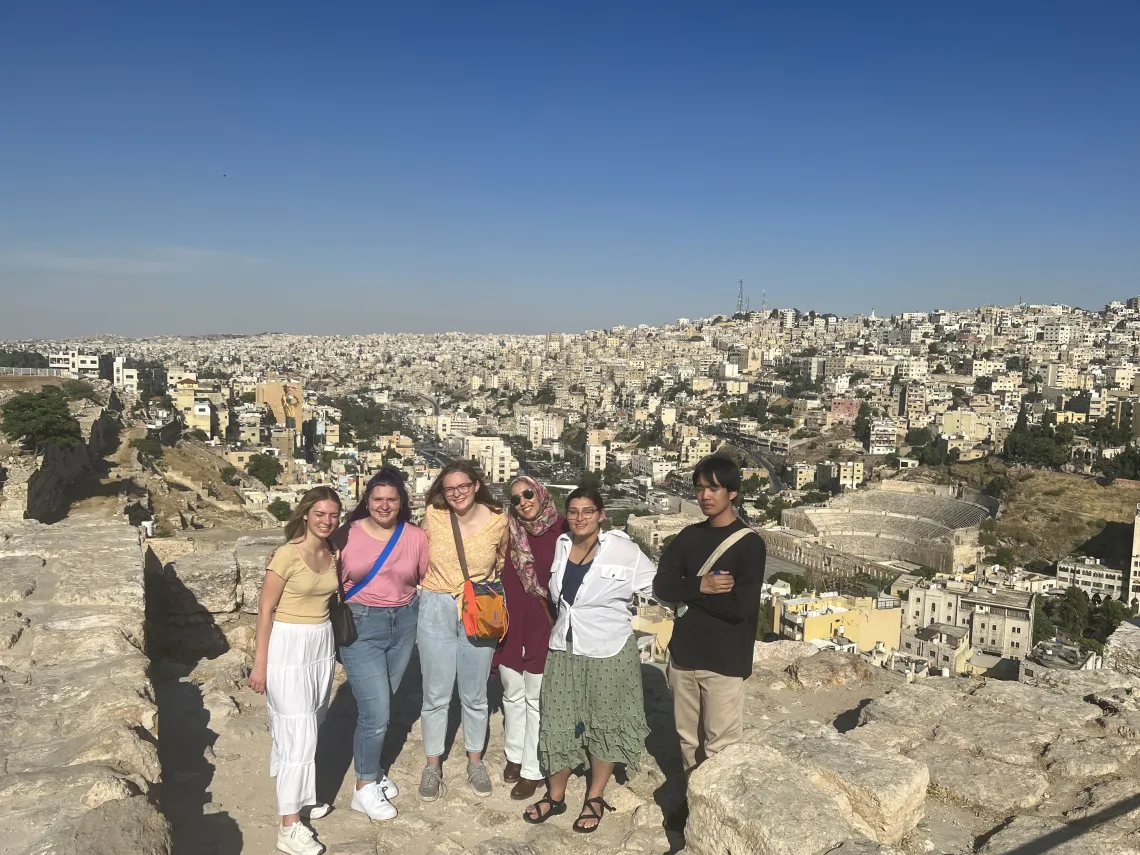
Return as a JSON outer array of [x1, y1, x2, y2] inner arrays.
[[443, 482, 476, 497], [509, 489, 536, 506], [566, 508, 599, 519]]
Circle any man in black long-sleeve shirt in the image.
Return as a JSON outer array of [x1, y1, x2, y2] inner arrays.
[[653, 455, 766, 775]]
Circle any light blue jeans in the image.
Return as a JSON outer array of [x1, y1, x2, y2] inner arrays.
[[338, 597, 419, 781], [417, 589, 497, 758]]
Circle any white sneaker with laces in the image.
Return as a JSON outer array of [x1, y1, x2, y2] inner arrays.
[[351, 781, 398, 821], [304, 802, 332, 819], [276, 821, 324, 855], [378, 774, 400, 801]]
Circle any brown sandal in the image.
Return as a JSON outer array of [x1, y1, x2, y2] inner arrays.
[[523, 793, 567, 825], [573, 796, 614, 834]]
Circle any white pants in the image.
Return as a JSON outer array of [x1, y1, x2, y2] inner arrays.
[[266, 620, 335, 816], [500, 665, 543, 781]]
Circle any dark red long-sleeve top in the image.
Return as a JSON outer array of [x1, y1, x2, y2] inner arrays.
[[493, 518, 568, 675]]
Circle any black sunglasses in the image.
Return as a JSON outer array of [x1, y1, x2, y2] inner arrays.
[[509, 489, 536, 506]]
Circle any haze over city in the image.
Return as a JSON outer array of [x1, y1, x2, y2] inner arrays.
[[2, 1, 1138, 339]]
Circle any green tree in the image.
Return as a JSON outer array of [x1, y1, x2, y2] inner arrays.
[[0, 386, 83, 452], [61, 379, 101, 404], [130, 437, 164, 466], [1033, 598, 1056, 644], [577, 469, 603, 492], [237, 391, 256, 404], [905, 427, 933, 447], [219, 464, 238, 484], [1052, 587, 1090, 638], [769, 571, 807, 596], [603, 462, 623, 486], [0, 349, 49, 368], [246, 453, 283, 487], [1087, 598, 1133, 643], [267, 498, 293, 521], [853, 402, 872, 445]]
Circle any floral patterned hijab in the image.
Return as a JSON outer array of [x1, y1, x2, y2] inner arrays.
[[507, 476, 561, 599]]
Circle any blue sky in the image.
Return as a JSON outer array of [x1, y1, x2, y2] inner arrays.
[[1, 1, 1137, 338]]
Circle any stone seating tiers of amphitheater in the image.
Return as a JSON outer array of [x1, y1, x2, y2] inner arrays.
[[801, 510, 955, 543], [827, 490, 991, 529]]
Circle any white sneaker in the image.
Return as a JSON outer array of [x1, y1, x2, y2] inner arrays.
[[276, 822, 324, 855], [351, 781, 398, 821], [303, 802, 332, 819], [378, 774, 399, 801]]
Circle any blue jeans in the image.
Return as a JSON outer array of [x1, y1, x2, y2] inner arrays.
[[339, 597, 419, 781], [417, 589, 497, 758]]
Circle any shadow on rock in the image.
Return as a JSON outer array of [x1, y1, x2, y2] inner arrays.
[[155, 679, 244, 855], [641, 663, 687, 854], [146, 545, 242, 854]]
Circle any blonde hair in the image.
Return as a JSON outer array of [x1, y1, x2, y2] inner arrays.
[[283, 486, 342, 542]]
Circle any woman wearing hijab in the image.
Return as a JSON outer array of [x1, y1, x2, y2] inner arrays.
[[493, 476, 567, 800]]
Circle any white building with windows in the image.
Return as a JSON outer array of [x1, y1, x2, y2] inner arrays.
[[1056, 555, 1124, 601], [49, 350, 100, 380], [903, 581, 1034, 660]]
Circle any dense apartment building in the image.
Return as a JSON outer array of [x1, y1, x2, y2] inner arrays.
[[899, 622, 971, 673], [1056, 555, 1125, 600], [904, 581, 1034, 659], [49, 350, 101, 379], [775, 591, 902, 653]]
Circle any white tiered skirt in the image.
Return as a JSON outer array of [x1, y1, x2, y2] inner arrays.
[[266, 620, 335, 815]]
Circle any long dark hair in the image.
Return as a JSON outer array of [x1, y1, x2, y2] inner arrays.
[[283, 486, 342, 542], [348, 466, 412, 525], [425, 460, 502, 512]]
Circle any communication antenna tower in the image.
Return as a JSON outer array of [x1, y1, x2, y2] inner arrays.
[[736, 280, 745, 315], [761, 289, 767, 316]]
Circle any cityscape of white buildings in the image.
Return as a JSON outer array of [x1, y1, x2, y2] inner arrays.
[[9, 296, 1140, 680]]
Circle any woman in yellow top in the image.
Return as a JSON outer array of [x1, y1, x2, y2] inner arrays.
[[417, 461, 508, 802], [250, 486, 341, 855]]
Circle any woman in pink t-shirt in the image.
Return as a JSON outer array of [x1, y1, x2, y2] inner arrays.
[[329, 467, 428, 822]]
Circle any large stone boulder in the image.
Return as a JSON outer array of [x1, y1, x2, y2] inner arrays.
[[160, 552, 240, 614], [234, 533, 282, 615], [753, 721, 927, 844], [787, 651, 869, 689], [1104, 617, 1140, 679], [69, 795, 172, 855], [752, 639, 819, 669], [686, 743, 859, 855]]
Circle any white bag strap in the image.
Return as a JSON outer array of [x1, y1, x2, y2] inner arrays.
[[696, 527, 757, 577]]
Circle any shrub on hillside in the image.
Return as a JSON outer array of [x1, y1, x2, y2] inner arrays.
[[0, 386, 83, 452]]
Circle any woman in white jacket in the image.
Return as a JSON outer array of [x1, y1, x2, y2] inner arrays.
[[522, 486, 656, 834]]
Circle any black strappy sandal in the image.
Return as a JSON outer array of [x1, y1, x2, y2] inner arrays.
[[522, 792, 567, 825], [573, 796, 614, 834]]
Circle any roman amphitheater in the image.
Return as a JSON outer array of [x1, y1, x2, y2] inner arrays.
[[777, 483, 998, 574]]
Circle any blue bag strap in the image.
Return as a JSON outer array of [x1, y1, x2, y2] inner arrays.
[[344, 521, 404, 601]]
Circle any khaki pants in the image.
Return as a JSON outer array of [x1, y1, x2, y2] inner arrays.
[[666, 653, 744, 774]]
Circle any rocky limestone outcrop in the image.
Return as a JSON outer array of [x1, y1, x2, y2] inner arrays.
[[787, 650, 869, 688], [1105, 616, 1140, 678], [0, 456, 36, 522], [0, 516, 168, 855], [687, 639, 1140, 854], [8, 405, 124, 524]]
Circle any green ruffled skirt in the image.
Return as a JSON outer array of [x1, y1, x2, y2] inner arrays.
[[538, 635, 649, 773]]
